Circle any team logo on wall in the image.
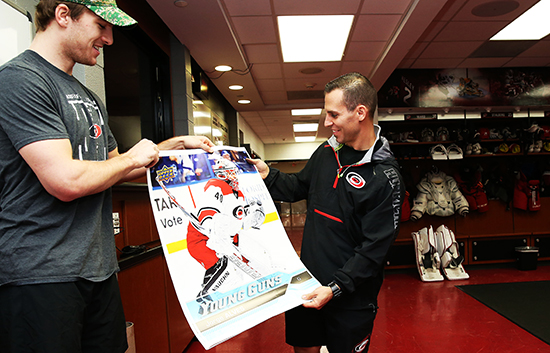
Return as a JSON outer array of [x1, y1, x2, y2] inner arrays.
[[346, 172, 365, 189]]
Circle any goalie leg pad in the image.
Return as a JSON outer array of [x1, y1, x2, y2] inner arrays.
[[412, 226, 443, 282], [197, 255, 230, 310], [435, 225, 469, 280]]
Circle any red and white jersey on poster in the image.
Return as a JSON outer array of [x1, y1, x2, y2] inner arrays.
[[187, 178, 246, 269]]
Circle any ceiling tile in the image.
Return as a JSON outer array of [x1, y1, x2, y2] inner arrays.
[[273, 0, 361, 15], [361, 0, 412, 14], [352, 15, 402, 41], [470, 41, 537, 58], [340, 61, 376, 76], [345, 41, 386, 61], [420, 41, 483, 59], [418, 21, 447, 42], [435, 0, 468, 22], [454, 0, 539, 22], [266, 121, 292, 128], [244, 44, 280, 63], [284, 77, 332, 91], [282, 62, 342, 79], [251, 63, 283, 79], [411, 58, 464, 69], [259, 110, 292, 117], [457, 57, 512, 68], [397, 57, 416, 69], [405, 41, 429, 59], [223, 0, 271, 16], [247, 122, 265, 129], [248, 126, 269, 132], [434, 21, 509, 42], [286, 91, 325, 101], [504, 57, 550, 67], [254, 78, 286, 92], [231, 16, 277, 44], [238, 111, 260, 118], [261, 91, 289, 104], [519, 40, 550, 58]]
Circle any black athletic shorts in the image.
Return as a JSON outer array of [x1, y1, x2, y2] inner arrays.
[[0, 274, 127, 353], [285, 303, 377, 353]]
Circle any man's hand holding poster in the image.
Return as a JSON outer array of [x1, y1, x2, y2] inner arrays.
[[147, 146, 320, 349]]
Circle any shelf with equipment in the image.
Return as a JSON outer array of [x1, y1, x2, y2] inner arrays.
[[380, 110, 550, 270], [378, 109, 550, 160]]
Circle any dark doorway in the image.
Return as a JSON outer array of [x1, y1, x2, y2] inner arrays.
[[103, 26, 173, 152]]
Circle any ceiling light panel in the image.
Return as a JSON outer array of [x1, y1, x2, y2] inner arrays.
[[491, 0, 550, 40], [291, 108, 323, 116], [293, 123, 319, 132], [295, 136, 317, 142], [278, 15, 354, 62], [215, 65, 232, 72]]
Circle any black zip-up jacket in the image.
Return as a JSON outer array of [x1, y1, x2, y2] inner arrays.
[[265, 126, 404, 309]]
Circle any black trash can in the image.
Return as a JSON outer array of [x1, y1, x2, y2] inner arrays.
[[515, 246, 539, 271]]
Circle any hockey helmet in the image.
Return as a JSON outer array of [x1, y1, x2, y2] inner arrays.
[[436, 127, 449, 142], [478, 127, 490, 140], [213, 158, 240, 189]]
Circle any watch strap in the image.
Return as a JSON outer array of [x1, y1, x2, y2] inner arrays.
[[328, 281, 342, 298]]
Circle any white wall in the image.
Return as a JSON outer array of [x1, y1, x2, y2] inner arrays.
[[238, 114, 265, 158], [264, 141, 322, 161], [0, 0, 33, 66]]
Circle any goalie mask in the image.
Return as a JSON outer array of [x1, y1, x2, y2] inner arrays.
[[214, 159, 240, 190]]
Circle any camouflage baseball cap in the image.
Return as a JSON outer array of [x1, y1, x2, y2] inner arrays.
[[64, 0, 137, 27]]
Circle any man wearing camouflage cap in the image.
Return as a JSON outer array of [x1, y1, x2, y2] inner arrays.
[[0, 1, 214, 352]]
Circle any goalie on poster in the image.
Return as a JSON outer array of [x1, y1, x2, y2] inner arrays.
[[187, 156, 267, 312]]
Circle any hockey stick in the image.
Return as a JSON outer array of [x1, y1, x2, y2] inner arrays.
[[156, 177, 262, 279], [156, 176, 205, 232]]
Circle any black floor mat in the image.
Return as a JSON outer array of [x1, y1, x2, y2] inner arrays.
[[457, 281, 550, 345]]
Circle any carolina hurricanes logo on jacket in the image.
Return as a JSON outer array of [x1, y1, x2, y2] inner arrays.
[[89, 124, 102, 139], [354, 334, 371, 352], [346, 172, 366, 189]]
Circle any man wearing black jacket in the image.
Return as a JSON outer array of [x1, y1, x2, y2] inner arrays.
[[249, 72, 404, 353]]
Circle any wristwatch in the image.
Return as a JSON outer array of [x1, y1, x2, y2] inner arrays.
[[328, 281, 342, 298]]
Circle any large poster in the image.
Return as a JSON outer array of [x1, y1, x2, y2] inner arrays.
[[378, 68, 550, 108], [147, 146, 320, 349]]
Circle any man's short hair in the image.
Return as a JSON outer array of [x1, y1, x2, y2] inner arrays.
[[35, 0, 86, 32], [325, 72, 378, 119]]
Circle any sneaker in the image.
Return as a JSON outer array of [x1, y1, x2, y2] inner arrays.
[[447, 144, 463, 160], [430, 144, 448, 160]]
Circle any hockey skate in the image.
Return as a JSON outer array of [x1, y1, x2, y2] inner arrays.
[[412, 226, 443, 282], [435, 225, 469, 280]]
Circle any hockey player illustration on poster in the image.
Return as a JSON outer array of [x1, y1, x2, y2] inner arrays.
[[147, 146, 320, 349], [185, 156, 271, 314]]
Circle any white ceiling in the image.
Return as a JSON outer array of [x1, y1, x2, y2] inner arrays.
[[146, 0, 549, 144]]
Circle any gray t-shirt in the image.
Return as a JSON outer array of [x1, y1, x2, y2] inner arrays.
[[0, 50, 119, 286]]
